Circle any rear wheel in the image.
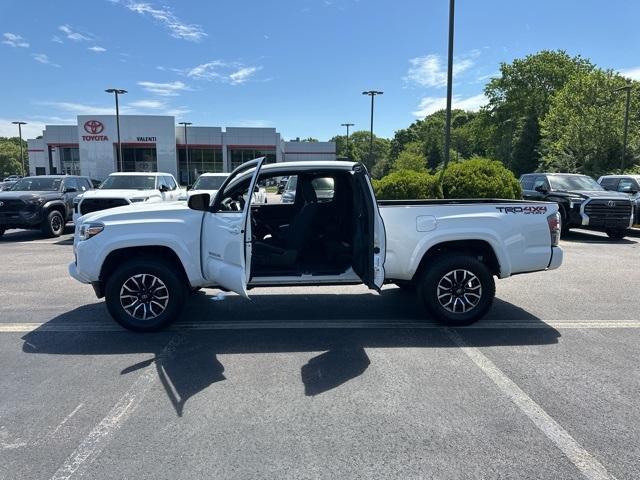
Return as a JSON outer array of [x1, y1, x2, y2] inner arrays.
[[41, 210, 65, 238], [418, 255, 495, 326], [606, 228, 628, 240], [559, 207, 570, 236], [105, 258, 187, 332]]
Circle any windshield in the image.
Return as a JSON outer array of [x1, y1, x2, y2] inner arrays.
[[99, 175, 156, 190], [549, 175, 603, 191], [11, 178, 62, 192], [192, 175, 227, 190]]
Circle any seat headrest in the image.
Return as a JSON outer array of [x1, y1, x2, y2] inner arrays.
[[300, 179, 318, 203]]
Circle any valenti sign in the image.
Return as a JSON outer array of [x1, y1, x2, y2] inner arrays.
[[82, 120, 109, 141]]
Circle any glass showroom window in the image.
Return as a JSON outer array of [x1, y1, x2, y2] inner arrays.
[[122, 147, 158, 172], [229, 148, 276, 169], [60, 147, 80, 175], [178, 147, 223, 184]]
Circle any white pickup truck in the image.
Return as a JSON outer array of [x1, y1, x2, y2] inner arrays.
[[69, 159, 563, 332], [73, 172, 183, 222]]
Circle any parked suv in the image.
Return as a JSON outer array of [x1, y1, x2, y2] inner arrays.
[[520, 173, 633, 239], [0, 175, 92, 237], [598, 175, 640, 227]]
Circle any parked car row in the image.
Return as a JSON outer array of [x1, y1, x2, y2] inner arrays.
[[519, 173, 637, 239]]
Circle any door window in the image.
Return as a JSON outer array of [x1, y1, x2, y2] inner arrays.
[[533, 176, 549, 191], [164, 176, 177, 190], [599, 178, 619, 191], [63, 178, 78, 192]]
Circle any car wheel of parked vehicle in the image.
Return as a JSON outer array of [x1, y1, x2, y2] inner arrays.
[[418, 255, 495, 326], [0, 228, 5, 238], [559, 207, 570, 236], [605, 228, 628, 240], [42, 210, 65, 238], [105, 258, 187, 332]]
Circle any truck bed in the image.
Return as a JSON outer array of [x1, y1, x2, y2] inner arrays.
[[377, 198, 550, 206]]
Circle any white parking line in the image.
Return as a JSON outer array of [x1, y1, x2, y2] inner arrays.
[[49, 335, 183, 480], [445, 329, 616, 480], [0, 319, 639, 333]]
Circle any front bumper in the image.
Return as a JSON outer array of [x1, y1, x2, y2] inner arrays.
[[548, 246, 563, 270], [68, 261, 91, 284], [0, 210, 44, 229]]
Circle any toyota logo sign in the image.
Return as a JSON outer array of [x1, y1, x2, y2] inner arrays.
[[607, 200, 616, 207], [84, 120, 104, 134]]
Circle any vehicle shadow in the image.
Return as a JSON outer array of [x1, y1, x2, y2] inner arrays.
[[561, 229, 637, 244], [21, 290, 559, 416], [0, 225, 74, 242]]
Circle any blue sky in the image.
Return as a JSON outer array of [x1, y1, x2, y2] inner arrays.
[[1, 0, 639, 141]]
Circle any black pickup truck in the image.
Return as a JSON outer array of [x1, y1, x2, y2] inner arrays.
[[520, 173, 633, 239], [0, 175, 92, 238]]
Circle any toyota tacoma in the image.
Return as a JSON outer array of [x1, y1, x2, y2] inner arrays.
[[70, 159, 563, 331]]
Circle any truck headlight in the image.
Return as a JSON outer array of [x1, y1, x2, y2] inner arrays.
[[79, 222, 104, 241]]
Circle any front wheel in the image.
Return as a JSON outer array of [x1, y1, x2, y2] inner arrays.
[[42, 210, 65, 238], [105, 258, 187, 332], [606, 228, 628, 240], [418, 255, 495, 326]]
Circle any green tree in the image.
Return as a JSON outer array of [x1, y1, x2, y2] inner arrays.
[[540, 69, 640, 176], [483, 50, 594, 171], [392, 142, 427, 172], [0, 137, 26, 177], [442, 157, 522, 199], [330, 130, 391, 175]]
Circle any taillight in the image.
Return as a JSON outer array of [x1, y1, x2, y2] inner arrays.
[[547, 212, 560, 246]]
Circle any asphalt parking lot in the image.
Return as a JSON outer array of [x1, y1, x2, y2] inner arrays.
[[1, 227, 639, 479]]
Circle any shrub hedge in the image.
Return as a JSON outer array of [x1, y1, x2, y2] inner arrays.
[[372, 157, 522, 200]]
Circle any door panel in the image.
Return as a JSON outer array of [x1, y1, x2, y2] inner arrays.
[[200, 158, 265, 297], [352, 164, 386, 291]]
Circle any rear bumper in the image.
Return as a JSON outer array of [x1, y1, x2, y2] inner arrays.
[[548, 246, 563, 270]]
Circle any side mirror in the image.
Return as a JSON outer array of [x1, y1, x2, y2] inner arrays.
[[534, 185, 547, 194], [621, 186, 638, 194], [254, 186, 260, 193], [65, 187, 77, 193], [188, 193, 210, 211], [159, 185, 169, 192]]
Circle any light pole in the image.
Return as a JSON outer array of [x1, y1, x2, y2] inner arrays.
[[12, 121, 27, 176], [341, 122, 354, 159], [443, 0, 455, 170], [615, 82, 633, 171], [362, 91, 383, 167], [105, 88, 127, 172], [178, 121, 192, 185]]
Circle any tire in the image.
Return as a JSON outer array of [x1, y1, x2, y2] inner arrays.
[[559, 207, 570, 237], [41, 210, 65, 238], [418, 255, 495, 326], [606, 228, 628, 240], [104, 258, 187, 332], [0, 229, 5, 238]]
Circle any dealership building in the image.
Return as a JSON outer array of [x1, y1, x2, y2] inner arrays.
[[27, 115, 336, 184]]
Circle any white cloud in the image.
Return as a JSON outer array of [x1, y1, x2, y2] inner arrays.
[[0, 119, 47, 139], [186, 61, 262, 84], [412, 93, 488, 117], [128, 99, 166, 109], [58, 24, 92, 42], [229, 66, 262, 85], [137, 80, 189, 96], [32, 53, 60, 67], [405, 54, 474, 88], [620, 67, 640, 81], [2, 32, 29, 48], [88, 46, 107, 53], [51, 35, 63, 44], [118, 1, 206, 42]]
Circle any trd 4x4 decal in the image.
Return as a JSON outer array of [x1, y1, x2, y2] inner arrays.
[[496, 205, 548, 214]]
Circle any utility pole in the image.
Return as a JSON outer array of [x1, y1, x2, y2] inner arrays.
[[12, 121, 27, 176], [615, 82, 633, 171], [362, 91, 383, 167], [105, 88, 127, 171], [341, 123, 354, 159], [178, 121, 193, 185], [443, 0, 455, 170]]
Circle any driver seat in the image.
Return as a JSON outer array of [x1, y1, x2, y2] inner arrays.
[[253, 178, 319, 268]]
